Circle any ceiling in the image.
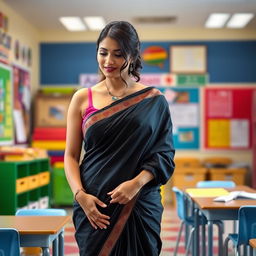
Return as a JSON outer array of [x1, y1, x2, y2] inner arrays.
[[4, 0, 256, 31]]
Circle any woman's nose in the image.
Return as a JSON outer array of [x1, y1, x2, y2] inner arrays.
[[106, 54, 114, 64]]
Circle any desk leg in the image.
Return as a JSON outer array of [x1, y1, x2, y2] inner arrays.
[[59, 231, 64, 256], [52, 237, 58, 256], [42, 247, 50, 256], [193, 208, 200, 256], [202, 224, 206, 256], [208, 221, 214, 256]]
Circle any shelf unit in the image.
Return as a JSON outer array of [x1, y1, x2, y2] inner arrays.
[[0, 158, 50, 215]]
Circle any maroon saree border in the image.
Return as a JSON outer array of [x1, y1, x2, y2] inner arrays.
[[98, 194, 139, 256], [82, 88, 161, 137]]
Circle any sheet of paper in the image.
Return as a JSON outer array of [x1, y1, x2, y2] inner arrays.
[[13, 110, 27, 143], [208, 119, 230, 147], [186, 188, 229, 198], [170, 103, 199, 127], [231, 119, 249, 147]]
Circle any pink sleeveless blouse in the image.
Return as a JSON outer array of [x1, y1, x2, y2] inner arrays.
[[82, 87, 99, 121]]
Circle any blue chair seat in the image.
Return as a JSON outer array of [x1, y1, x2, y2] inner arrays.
[[0, 228, 20, 256], [197, 180, 236, 188]]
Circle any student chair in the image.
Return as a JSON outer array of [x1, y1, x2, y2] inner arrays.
[[15, 208, 67, 256], [172, 186, 224, 256], [196, 180, 236, 188], [224, 206, 256, 256], [0, 228, 20, 256]]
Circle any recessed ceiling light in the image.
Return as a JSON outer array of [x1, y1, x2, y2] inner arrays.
[[226, 13, 254, 28], [84, 16, 106, 31], [59, 17, 86, 31], [205, 13, 230, 28]]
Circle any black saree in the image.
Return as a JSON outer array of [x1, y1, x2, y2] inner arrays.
[[73, 86, 175, 256]]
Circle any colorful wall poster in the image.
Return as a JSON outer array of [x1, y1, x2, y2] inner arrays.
[[205, 88, 254, 149], [158, 87, 200, 149], [0, 63, 13, 145]]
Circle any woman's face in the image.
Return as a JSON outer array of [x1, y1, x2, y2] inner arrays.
[[97, 37, 130, 79]]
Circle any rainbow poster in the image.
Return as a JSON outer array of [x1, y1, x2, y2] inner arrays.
[[142, 46, 168, 68]]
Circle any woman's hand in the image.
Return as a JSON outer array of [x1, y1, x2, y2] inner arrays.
[[107, 179, 141, 204], [76, 192, 110, 229]]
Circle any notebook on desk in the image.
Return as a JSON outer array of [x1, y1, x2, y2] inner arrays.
[[186, 188, 229, 198]]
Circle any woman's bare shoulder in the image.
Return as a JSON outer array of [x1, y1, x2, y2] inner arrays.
[[73, 87, 88, 98]]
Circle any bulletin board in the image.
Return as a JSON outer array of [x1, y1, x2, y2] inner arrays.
[[0, 63, 14, 145], [204, 88, 254, 149], [158, 87, 200, 149]]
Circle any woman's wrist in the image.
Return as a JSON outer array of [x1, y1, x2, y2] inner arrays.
[[133, 170, 154, 188], [74, 187, 86, 201]]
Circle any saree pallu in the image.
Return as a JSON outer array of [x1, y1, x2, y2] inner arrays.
[[73, 87, 175, 256]]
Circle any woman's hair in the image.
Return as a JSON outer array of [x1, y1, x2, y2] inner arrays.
[[96, 21, 142, 82]]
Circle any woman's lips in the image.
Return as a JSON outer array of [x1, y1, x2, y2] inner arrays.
[[104, 67, 116, 72]]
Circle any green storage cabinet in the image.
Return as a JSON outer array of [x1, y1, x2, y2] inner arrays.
[[0, 158, 50, 215], [52, 167, 73, 205]]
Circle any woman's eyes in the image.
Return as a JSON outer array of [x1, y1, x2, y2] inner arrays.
[[99, 52, 123, 58]]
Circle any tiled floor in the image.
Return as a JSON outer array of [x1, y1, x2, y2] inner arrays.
[[60, 204, 234, 256]]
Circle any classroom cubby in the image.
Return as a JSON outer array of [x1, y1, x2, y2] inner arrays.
[[0, 158, 50, 214]]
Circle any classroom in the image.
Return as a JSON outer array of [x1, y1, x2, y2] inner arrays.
[[0, 0, 256, 255]]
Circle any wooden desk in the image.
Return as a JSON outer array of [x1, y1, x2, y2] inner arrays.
[[185, 186, 256, 256], [0, 215, 70, 256]]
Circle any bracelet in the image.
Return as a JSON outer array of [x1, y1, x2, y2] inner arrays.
[[74, 188, 86, 201]]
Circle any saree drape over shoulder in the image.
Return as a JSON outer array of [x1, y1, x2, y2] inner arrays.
[[73, 87, 175, 256]]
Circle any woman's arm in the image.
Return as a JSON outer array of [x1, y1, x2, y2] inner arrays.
[[64, 89, 110, 229], [108, 170, 154, 204], [64, 90, 84, 195]]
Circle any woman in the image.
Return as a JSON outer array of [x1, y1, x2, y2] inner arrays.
[[64, 21, 175, 256]]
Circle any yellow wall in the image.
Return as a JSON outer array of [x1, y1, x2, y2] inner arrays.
[[0, 0, 40, 94], [39, 27, 256, 42]]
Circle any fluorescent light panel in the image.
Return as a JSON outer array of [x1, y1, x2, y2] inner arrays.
[[84, 16, 106, 30], [205, 13, 230, 28], [226, 13, 254, 28], [59, 17, 86, 31]]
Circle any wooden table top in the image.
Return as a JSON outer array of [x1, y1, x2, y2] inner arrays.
[[0, 215, 71, 234], [250, 239, 256, 248], [185, 185, 256, 210]]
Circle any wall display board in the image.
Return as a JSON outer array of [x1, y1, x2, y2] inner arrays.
[[252, 90, 256, 188], [170, 45, 207, 74], [205, 88, 254, 149], [0, 62, 13, 145], [13, 65, 31, 144], [158, 87, 200, 149]]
